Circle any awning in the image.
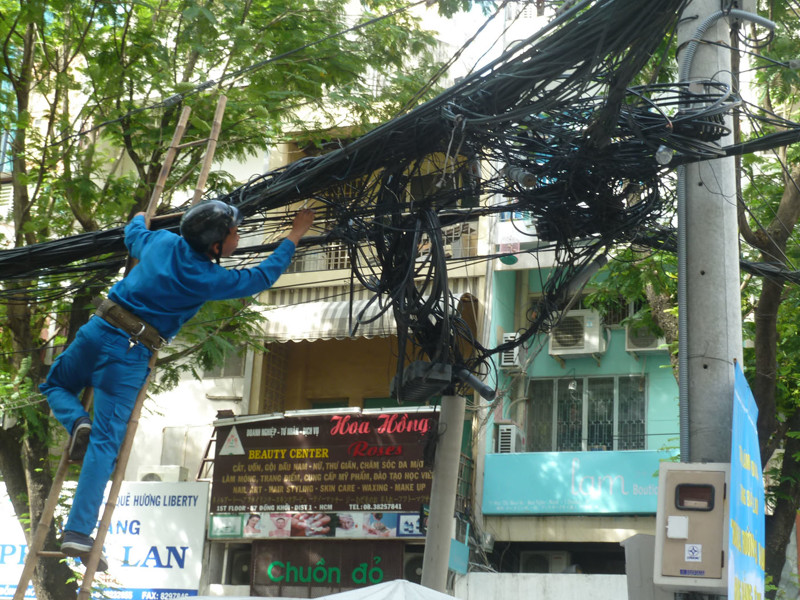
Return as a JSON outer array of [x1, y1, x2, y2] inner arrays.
[[260, 298, 397, 342]]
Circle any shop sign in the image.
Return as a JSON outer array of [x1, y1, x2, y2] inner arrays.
[[210, 411, 437, 514], [0, 482, 208, 600], [250, 539, 403, 597]]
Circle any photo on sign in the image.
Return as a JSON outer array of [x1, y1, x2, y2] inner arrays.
[[266, 513, 291, 537], [333, 512, 366, 537], [243, 512, 296, 538], [364, 513, 398, 537], [397, 514, 422, 537], [244, 513, 263, 536], [290, 513, 333, 537], [209, 514, 243, 538]]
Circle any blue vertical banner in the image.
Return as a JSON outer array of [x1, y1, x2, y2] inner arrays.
[[729, 363, 766, 600]]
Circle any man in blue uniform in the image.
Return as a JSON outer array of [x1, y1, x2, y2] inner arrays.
[[40, 201, 314, 569]]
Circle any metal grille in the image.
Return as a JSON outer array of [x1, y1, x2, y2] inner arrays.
[[286, 242, 369, 273], [285, 246, 326, 273], [587, 378, 614, 450], [618, 377, 646, 449], [528, 375, 647, 452], [456, 453, 473, 515], [556, 379, 583, 451], [204, 349, 245, 378], [551, 315, 586, 349], [0, 183, 11, 208], [418, 223, 477, 259], [526, 379, 554, 452], [262, 343, 288, 413], [326, 242, 350, 270]]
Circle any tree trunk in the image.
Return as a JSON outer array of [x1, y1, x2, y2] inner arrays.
[[0, 423, 78, 599], [753, 275, 781, 464], [645, 283, 678, 374], [764, 409, 800, 598]]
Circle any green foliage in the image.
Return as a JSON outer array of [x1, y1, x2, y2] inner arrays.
[[152, 299, 270, 393], [752, 2, 800, 110], [0, 357, 49, 442], [0, 0, 466, 373], [584, 245, 676, 335], [1, 0, 457, 239], [0, 10, 468, 597]]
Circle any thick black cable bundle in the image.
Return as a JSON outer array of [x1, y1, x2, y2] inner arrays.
[[4, 0, 800, 385]]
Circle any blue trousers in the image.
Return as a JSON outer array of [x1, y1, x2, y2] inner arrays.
[[40, 317, 151, 536]]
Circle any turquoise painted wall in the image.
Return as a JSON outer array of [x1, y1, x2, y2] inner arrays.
[[483, 450, 673, 515], [491, 270, 517, 347], [527, 328, 678, 452], [487, 270, 519, 454], [522, 265, 678, 451], [482, 265, 680, 515]]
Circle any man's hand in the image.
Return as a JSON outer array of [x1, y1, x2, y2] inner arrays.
[[286, 209, 315, 244]]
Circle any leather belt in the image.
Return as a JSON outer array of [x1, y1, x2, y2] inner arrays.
[[93, 298, 166, 352]]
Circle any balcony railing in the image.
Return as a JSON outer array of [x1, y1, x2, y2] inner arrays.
[[456, 452, 474, 515], [287, 223, 478, 274]]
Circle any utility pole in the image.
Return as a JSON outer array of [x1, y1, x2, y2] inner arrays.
[[676, 0, 743, 464], [421, 394, 465, 593]]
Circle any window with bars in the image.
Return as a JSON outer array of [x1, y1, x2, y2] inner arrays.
[[525, 375, 646, 452], [286, 242, 352, 273], [417, 222, 477, 259], [326, 242, 350, 270], [204, 349, 245, 378], [262, 343, 288, 413], [408, 170, 479, 208]]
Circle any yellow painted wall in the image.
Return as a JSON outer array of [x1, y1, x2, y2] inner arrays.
[[281, 337, 400, 409]]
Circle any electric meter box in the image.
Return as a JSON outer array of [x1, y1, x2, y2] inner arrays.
[[653, 462, 730, 594]]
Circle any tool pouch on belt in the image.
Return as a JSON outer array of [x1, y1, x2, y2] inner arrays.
[[93, 298, 166, 352]]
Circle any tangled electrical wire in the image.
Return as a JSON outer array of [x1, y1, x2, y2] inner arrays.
[[3, 0, 800, 391]]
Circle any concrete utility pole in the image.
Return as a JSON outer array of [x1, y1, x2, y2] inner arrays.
[[421, 395, 466, 593], [676, 0, 743, 464]]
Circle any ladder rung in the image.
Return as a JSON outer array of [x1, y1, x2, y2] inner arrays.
[[37, 551, 67, 558], [175, 138, 210, 149]]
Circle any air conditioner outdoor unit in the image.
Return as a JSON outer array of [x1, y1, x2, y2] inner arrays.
[[548, 309, 605, 357], [519, 550, 572, 573], [625, 324, 665, 353], [403, 552, 424, 584], [497, 424, 524, 453], [499, 333, 523, 369], [227, 547, 252, 586], [137, 465, 189, 482]]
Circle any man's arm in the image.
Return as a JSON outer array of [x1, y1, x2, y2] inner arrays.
[[124, 213, 152, 257], [286, 209, 315, 245], [201, 209, 316, 301]]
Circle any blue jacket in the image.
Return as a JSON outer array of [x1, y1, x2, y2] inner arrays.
[[108, 215, 295, 339]]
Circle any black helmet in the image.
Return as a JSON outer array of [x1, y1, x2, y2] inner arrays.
[[180, 200, 243, 255]]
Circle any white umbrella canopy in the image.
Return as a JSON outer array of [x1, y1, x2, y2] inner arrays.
[[193, 580, 453, 600], [316, 580, 453, 600]]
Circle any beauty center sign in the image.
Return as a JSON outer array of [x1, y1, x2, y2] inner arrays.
[[210, 410, 438, 515]]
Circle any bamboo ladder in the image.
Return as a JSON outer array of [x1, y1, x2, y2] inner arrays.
[[14, 95, 228, 600]]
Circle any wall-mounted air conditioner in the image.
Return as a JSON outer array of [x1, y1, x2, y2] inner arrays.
[[497, 424, 524, 453], [548, 309, 606, 357], [625, 324, 665, 353], [137, 465, 189, 482], [519, 550, 572, 573], [499, 333, 523, 370], [226, 546, 252, 586], [403, 552, 424, 584]]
